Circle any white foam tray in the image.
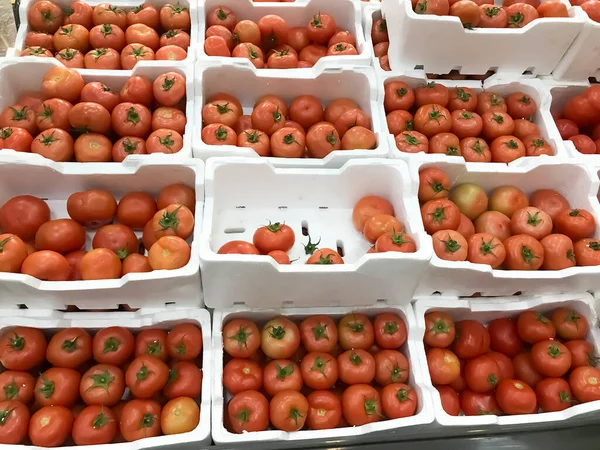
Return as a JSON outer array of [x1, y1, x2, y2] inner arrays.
[[414, 292, 600, 435], [362, 5, 387, 80], [0, 57, 195, 161], [0, 305, 211, 449], [411, 158, 600, 297], [192, 61, 390, 168], [0, 154, 204, 308], [379, 71, 569, 165], [211, 304, 434, 444], [381, 0, 585, 76], [196, 0, 371, 70], [200, 157, 431, 308], [10, 0, 197, 72]]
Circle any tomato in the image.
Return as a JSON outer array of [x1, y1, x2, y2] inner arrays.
[[21, 251, 71, 281], [395, 130, 429, 153], [496, 378, 537, 414], [80, 248, 122, 279], [305, 390, 341, 430], [342, 384, 381, 426], [53, 24, 89, 53], [25, 31, 54, 50], [111, 103, 152, 138], [146, 129, 184, 154], [227, 390, 268, 434], [510, 206, 552, 240], [165, 323, 202, 361], [513, 352, 544, 388], [375, 230, 416, 253], [0, 372, 35, 403], [362, 214, 403, 244], [306, 248, 344, 264], [299, 352, 337, 390], [164, 361, 202, 399], [554, 208, 596, 242], [575, 237, 600, 266], [429, 132, 460, 156], [80, 83, 118, 113], [125, 24, 159, 51], [269, 390, 308, 432], [423, 311, 455, 348], [371, 313, 406, 350], [427, 348, 460, 385], [432, 229, 467, 261], [92, 327, 134, 366], [341, 125, 376, 150], [92, 224, 138, 260], [122, 252, 152, 275], [447, 88, 477, 112], [153, 72, 186, 107], [21, 46, 53, 57], [414, 104, 452, 138], [135, 329, 167, 361], [387, 110, 413, 136], [121, 44, 155, 69], [415, 83, 449, 108], [569, 366, 600, 403], [451, 110, 483, 139], [534, 378, 573, 413], [336, 349, 375, 385], [113, 136, 147, 161], [223, 359, 262, 395], [217, 240, 260, 255], [384, 82, 414, 113], [156, 44, 187, 61], [34, 99, 71, 132], [54, 47, 84, 68], [481, 111, 514, 141], [335, 313, 373, 350], [418, 168, 451, 203], [507, 3, 539, 27], [285, 96, 322, 131], [64, 250, 85, 280], [93, 4, 126, 28], [305, 12, 336, 44], [531, 339, 571, 377], [89, 24, 125, 52], [538, 0, 568, 16], [160, 3, 191, 30], [437, 386, 460, 416], [120, 399, 162, 441], [46, 327, 92, 369], [304, 121, 342, 157], [34, 367, 80, 407], [126, 355, 169, 398], [555, 118, 579, 139], [551, 308, 588, 341], [204, 35, 230, 56], [453, 320, 490, 359], [421, 199, 461, 234], [467, 233, 506, 268], [73, 133, 113, 162], [232, 19, 260, 46], [374, 349, 409, 386], [566, 340, 598, 368], [487, 352, 515, 380], [523, 135, 554, 157], [0, 105, 37, 135], [0, 400, 29, 444], [517, 310, 556, 344], [28, 0, 64, 33], [261, 317, 300, 360], [0, 234, 28, 273], [460, 390, 501, 416], [66, 190, 116, 229], [506, 92, 537, 119], [257, 14, 289, 49], [503, 234, 544, 270], [160, 397, 199, 435], [513, 118, 541, 140], [71, 405, 117, 445], [451, 0, 481, 25], [569, 134, 596, 154], [488, 317, 523, 357], [250, 101, 284, 136], [377, 383, 416, 419], [0, 127, 33, 153], [463, 355, 500, 393], [0, 327, 46, 371], [299, 315, 338, 353], [127, 3, 159, 28], [28, 405, 72, 447]]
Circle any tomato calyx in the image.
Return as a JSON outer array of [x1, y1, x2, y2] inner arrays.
[[59, 25, 73, 36], [282, 133, 297, 145], [312, 322, 329, 341], [136, 362, 154, 382], [532, 138, 546, 148], [38, 103, 53, 122], [161, 77, 176, 92], [428, 179, 447, 196], [126, 107, 140, 125], [405, 119, 414, 131], [521, 245, 539, 264], [288, 407, 303, 425], [228, 325, 252, 349], [390, 230, 410, 246], [101, 23, 114, 37], [588, 241, 600, 251], [429, 317, 451, 335], [103, 336, 121, 354], [424, 81, 436, 89], [479, 237, 499, 256], [108, 5, 124, 14], [567, 249, 575, 262], [146, 340, 162, 356], [396, 87, 407, 98], [460, 112, 473, 120], [93, 411, 110, 429], [456, 88, 471, 102], [588, 353, 600, 367], [158, 133, 175, 150], [64, 7, 73, 16], [41, 9, 53, 22], [246, 44, 259, 59], [535, 312, 550, 324], [62, 336, 80, 353], [216, 7, 228, 20], [235, 408, 250, 424], [0, 407, 13, 426], [159, 205, 182, 231], [487, 373, 498, 388], [10, 106, 29, 121], [164, 29, 179, 38], [378, 20, 388, 32], [263, 221, 283, 233], [131, 46, 149, 58], [302, 234, 321, 255], [141, 412, 156, 429], [0, 236, 13, 253], [559, 390, 573, 405], [311, 356, 328, 376], [0, 128, 13, 139], [547, 343, 565, 359], [527, 211, 541, 227], [272, 107, 283, 124], [430, 206, 447, 224], [174, 338, 187, 356], [486, 6, 500, 17], [334, 44, 346, 52], [396, 387, 412, 402], [428, 107, 446, 123], [26, 46, 48, 55], [519, 95, 532, 105], [122, 138, 138, 154], [59, 48, 78, 60], [92, 48, 108, 60], [268, 325, 286, 341], [8, 333, 24, 351], [3, 380, 19, 399], [310, 12, 324, 28], [363, 396, 379, 416], [403, 132, 420, 146], [168, 365, 179, 383], [446, 146, 459, 156], [347, 317, 365, 334], [415, 0, 428, 13], [215, 126, 229, 141], [569, 209, 581, 217], [275, 363, 294, 380], [39, 376, 55, 399], [314, 255, 333, 264], [491, 113, 504, 124], [326, 131, 338, 146], [508, 12, 524, 27], [490, 95, 502, 106], [88, 369, 115, 391], [390, 364, 405, 382], [506, 139, 519, 149], [244, 130, 261, 143], [349, 351, 362, 366], [384, 320, 399, 335]]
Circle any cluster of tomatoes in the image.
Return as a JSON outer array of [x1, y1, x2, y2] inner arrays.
[[568, 0, 600, 22], [412, 0, 568, 28], [204, 6, 359, 68], [0, 66, 186, 161], [23, 0, 191, 68], [384, 80, 554, 162], [425, 306, 600, 416], [222, 313, 416, 433], [0, 183, 195, 280], [0, 323, 203, 445], [553, 84, 600, 155], [371, 17, 390, 71], [418, 166, 600, 269], [201, 93, 376, 157]]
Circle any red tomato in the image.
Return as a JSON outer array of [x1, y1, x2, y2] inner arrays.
[[452, 320, 490, 359], [551, 307, 589, 339], [437, 385, 460, 416], [92, 326, 134, 366], [555, 118, 579, 139], [424, 311, 455, 348], [510, 206, 553, 240], [153, 72, 186, 107], [531, 339, 571, 377], [414, 104, 453, 137], [0, 127, 33, 153], [306, 390, 342, 430], [488, 318, 523, 357], [135, 329, 167, 361], [119, 399, 162, 441], [166, 323, 202, 361], [79, 364, 125, 407], [421, 199, 461, 234], [513, 352, 543, 389], [160, 3, 191, 30], [495, 379, 537, 414], [374, 349, 409, 386], [46, 327, 92, 368], [223, 359, 262, 395], [164, 361, 202, 399], [337, 349, 375, 385], [554, 208, 596, 242], [464, 354, 500, 393], [227, 390, 269, 433], [467, 232, 506, 268], [570, 366, 600, 403], [486, 352, 515, 380], [301, 352, 338, 390], [21, 251, 71, 281], [260, 317, 300, 359], [0, 196, 46, 241], [263, 359, 303, 396], [517, 310, 556, 344], [373, 313, 407, 349], [0, 371, 35, 403], [566, 340, 598, 368], [299, 315, 338, 353], [217, 240, 260, 255], [381, 383, 417, 419], [342, 384, 381, 426], [125, 355, 169, 398], [503, 234, 544, 270], [0, 400, 29, 444], [337, 313, 374, 350], [72, 405, 117, 445], [460, 390, 502, 416], [28, 405, 73, 447], [427, 348, 460, 385], [432, 229, 468, 261], [0, 234, 28, 273], [535, 378, 573, 412], [34, 367, 80, 407], [258, 15, 289, 48]]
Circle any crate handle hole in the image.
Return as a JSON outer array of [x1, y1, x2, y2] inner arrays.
[[336, 240, 345, 257], [224, 227, 245, 234], [301, 220, 309, 236]]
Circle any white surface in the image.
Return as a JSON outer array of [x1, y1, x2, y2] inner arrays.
[[0, 154, 204, 308], [380, 71, 568, 164], [0, 57, 195, 160], [412, 158, 600, 297], [381, 0, 585, 76], [414, 292, 600, 432], [196, 0, 371, 70], [12, 0, 197, 71], [192, 61, 391, 168], [0, 305, 211, 449], [211, 304, 434, 444], [200, 157, 431, 308]]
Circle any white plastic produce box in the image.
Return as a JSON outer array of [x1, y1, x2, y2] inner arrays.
[[197, 0, 371, 70], [380, 0, 585, 76], [200, 157, 431, 308], [211, 303, 434, 444], [0, 154, 204, 308], [10, 0, 197, 70], [412, 158, 600, 297], [414, 292, 600, 435], [0, 304, 211, 448], [363, 5, 387, 79], [381, 71, 568, 164], [0, 57, 195, 160], [193, 62, 390, 168]]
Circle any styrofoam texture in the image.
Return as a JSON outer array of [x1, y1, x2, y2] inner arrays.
[[379, 71, 568, 164], [200, 157, 431, 309], [192, 62, 390, 168], [0, 305, 211, 449], [197, 0, 371, 71], [0, 154, 204, 309], [0, 57, 195, 161], [211, 304, 434, 444], [362, 5, 387, 80], [414, 292, 600, 434], [411, 158, 600, 297], [11, 0, 197, 71], [381, 0, 585, 76]]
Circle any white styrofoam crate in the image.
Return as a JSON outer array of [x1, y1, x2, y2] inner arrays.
[[192, 61, 390, 168], [211, 304, 434, 444], [200, 157, 431, 308], [0, 57, 194, 161], [362, 5, 387, 80], [197, 0, 371, 70], [10, 0, 197, 71], [411, 158, 600, 297], [0, 154, 204, 309], [414, 292, 600, 435], [381, 0, 585, 76], [380, 71, 568, 164], [0, 305, 211, 449]]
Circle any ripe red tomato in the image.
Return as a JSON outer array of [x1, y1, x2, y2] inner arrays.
[[160, 3, 191, 30], [0, 400, 29, 444], [536, 378, 574, 412], [488, 317, 523, 357], [0, 196, 50, 242], [261, 317, 300, 360], [35, 218, 85, 254], [510, 206, 552, 240], [432, 229, 468, 261], [570, 366, 600, 403], [0, 371, 35, 403], [270, 390, 308, 432], [34, 367, 80, 407], [228, 390, 269, 433], [21, 251, 71, 281], [467, 233, 506, 268], [414, 104, 452, 137], [263, 359, 303, 396], [421, 199, 461, 234], [381, 383, 418, 419], [554, 208, 596, 242], [551, 307, 589, 339], [531, 339, 572, 377], [495, 379, 537, 414], [566, 340, 598, 368], [427, 348, 460, 385], [42, 66, 84, 104], [540, 234, 576, 270], [460, 390, 502, 416], [119, 399, 162, 441], [29, 405, 73, 446], [437, 385, 460, 416], [513, 352, 543, 389], [517, 310, 556, 344], [352, 196, 395, 232], [300, 352, 338, 390], [424, 311, 455, 348], [111, 103, 152, 138], [299, 315, 338, 353], [135, 329, 168, 361], [306, 390, 342, 430], [464, 355, 500, 393], [337, 349, 375, 385], [418, 167, 451, 204], [374, 349, 409, 386], [79, 364, 125, 406], [28, 0, 64, 33], [452, 320, 490, 359], [67, 190, 117, 228], [503, 234, 544, 270], [342, 384, 381, 426], [153, 72, 186, 107], [223, 359, 262, 395], [125, 355, 169, 398], [337, 313, 374, 350], [165, 323, 202, 361], [46, 327, 92, 369], [72, 405, 117, 445], [0, 234, 28, 273], [373, 313, 407, 349], [92, 327, 134, 366], [222, 319, 260, 359], [252, 222, 295, 254], [0, 127, 33, 153], [486, 352, 515, 380]]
